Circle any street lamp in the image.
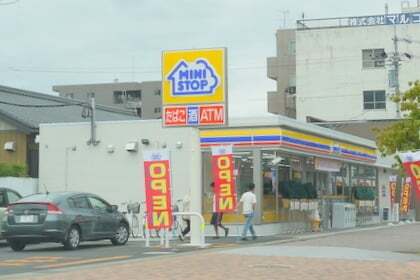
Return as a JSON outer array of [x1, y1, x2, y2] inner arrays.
[[64, 146, 77, 191]]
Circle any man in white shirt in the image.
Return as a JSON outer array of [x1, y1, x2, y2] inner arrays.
[[237, 183, 257, 240]]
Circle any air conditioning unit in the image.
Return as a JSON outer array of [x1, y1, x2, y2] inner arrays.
[[125, 141, 138, 152], [4, 141, 16, 151]]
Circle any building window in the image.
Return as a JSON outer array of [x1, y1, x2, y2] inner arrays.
[[126, 90, 141, 101], [288, 41, 296, 55], [363, 90, 386, 110], [154, 89, 161, 96], [154, 107, 161, 113], [113, 91, 124, 104], [362, 49, 386, 68]]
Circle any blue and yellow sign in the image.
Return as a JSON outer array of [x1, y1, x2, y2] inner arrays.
[[162, 48, 227, 105]]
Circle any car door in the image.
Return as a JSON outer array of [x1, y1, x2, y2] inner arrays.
[[87, 196, 118, 238], [0, 190, 7, 236], [68, 195, 96, 240]]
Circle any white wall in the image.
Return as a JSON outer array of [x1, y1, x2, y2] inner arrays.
[[39, 120, 200, 206], [296, 24, 420, 122]]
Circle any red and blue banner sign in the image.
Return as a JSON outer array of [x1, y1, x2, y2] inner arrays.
[[400, 151, 420, 200], [211, 145, 236, 213], [143, 150, 173, 230]]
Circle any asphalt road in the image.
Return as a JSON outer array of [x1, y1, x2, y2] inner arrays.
[[1, 223, 420, 279], [2, 223, 420, 280], [0, 235, 280, 277]]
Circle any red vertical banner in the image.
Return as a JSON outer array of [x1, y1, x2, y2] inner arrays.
[[143, 150, 173, 230], [400, 151, 420, 200], [400, 178, 411, 215], [389, 175, 397, 205], [211, 145, 237, 213]]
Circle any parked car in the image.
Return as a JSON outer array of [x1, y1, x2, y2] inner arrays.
[[2, 192, 129, 251], [0, 188, 22, 239]]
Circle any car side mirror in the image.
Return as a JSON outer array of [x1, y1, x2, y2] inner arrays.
[[110, 205, 118, 213]]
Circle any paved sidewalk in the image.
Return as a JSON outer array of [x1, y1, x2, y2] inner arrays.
[[6, 252, 420, 280], [3, 223, 420, 280]]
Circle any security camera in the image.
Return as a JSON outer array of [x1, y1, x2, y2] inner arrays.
[[271, 157, 284, 165]]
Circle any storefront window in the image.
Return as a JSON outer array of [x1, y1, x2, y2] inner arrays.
[[201, 150, 253, 224], [351, 165, 377, 187], [261, 151, 313, 223]]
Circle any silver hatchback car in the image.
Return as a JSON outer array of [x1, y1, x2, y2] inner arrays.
[[2, 192, 129, 251]]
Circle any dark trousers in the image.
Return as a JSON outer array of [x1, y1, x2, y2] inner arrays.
[[182, 218, 191, 236]]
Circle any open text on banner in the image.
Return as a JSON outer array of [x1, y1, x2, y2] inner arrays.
[[143, 150, 173, 230], [211, 145, 237, 213]]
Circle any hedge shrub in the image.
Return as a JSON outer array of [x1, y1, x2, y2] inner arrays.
[[0, 163, 27, 177], [279, 181, 317, 199]]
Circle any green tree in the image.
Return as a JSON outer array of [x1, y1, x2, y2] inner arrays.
[[375, 81, 420, 156]]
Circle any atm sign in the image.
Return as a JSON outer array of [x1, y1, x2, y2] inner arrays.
[[163, 104, 225, 127]]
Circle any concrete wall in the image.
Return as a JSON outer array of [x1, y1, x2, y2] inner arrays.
[[39, 120, 199, 206], [296, 24, 420, 122], [267, 29, 296, 117]]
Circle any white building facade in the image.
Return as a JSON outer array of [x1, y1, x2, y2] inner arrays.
[[296, 16, 420, 122], [267, 7, 420, 126]]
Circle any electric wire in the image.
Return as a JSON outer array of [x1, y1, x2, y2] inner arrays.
[[0, 100, 84, 108]]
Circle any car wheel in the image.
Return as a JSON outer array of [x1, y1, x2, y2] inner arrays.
[[111, 223, 129, 246], [64, 226, 80, 250], [9, 240, 26, 252]]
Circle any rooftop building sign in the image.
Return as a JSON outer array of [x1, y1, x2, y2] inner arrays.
[[297, 12, 420, 30]]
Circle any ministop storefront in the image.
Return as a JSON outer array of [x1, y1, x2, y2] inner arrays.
[[39, 116, 396, 239], [199, 116, 384, 234]]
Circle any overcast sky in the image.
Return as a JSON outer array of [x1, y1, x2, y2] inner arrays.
[[0, 0, 405, 116]]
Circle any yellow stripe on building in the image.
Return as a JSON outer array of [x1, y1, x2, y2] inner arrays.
[[200, 128, 282, 138], [281, 129, 333, 146]]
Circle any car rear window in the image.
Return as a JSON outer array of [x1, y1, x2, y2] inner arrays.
[[16, 193, 61, 203]]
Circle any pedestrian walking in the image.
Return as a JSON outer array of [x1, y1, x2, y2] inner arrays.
[[179, 193, 191, 240], [237, 183, 257, 241], [210, 182, 229, 238]]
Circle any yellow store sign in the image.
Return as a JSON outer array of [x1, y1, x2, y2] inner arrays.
[[161, 48, 227, 105]]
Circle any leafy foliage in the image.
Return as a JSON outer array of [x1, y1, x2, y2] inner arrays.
[[375, 81, 420, 156], [0, 163, 27, 177]]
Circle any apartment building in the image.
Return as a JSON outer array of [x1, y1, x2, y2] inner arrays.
[[53, 81, 162, 119]]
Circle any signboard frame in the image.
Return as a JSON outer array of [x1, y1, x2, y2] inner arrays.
[[161, 47, 228, 127]]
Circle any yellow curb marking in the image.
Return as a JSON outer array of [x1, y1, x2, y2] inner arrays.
[[37, 255, 130, 269], [0, 256, 67, 267]]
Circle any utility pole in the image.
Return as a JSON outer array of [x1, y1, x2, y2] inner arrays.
[[392, 24, 401, 118], [86, 93, 100, 146], [389, 24, 413, 119]]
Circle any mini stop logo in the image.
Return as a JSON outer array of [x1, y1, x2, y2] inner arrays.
[[167, 59, 219, 96]]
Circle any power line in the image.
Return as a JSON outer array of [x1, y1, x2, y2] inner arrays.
[[0, 100, 84, 108]]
